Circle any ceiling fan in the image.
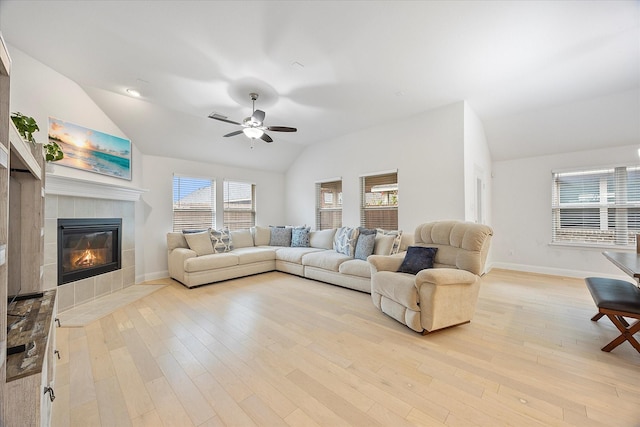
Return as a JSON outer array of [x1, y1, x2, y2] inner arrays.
[[208, 93, 297, 143]]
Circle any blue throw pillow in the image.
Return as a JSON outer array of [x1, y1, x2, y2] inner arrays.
[[354, 233, 376, 260], [397, 246, 438, 275], [291, 227, 310, 247]]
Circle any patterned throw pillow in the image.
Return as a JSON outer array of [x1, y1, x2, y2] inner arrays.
[[210, 228, 233, 253], [333, 227, 359, 257], [397, 246, 438, 275], [354, 228, 377, 260], [269, 226, 292, 246], [377, 228, 403, 255], [291, 226, 310, 247]]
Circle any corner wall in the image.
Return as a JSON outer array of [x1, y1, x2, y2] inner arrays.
[[285, 102, 467, 231], [492, 144, 639, 278], [8, 45, 147, 284], [140, 155, 286, 281]]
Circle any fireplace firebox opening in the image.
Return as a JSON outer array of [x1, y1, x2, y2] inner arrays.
[[57, 218, 122, 285]]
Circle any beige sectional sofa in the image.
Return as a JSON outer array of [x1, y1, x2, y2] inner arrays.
[[167, 226, 412, 292]]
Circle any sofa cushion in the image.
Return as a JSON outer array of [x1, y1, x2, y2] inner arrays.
[[232, 247, 276, 264], [291, 226, 310, 247], [270, 226, 292, 246], [184, 252, 239, 272], [334, 227, 359, 257], [302, 250, 351, 272], [339, 259, 371, 278], [251, 226, 271, 246], [309, 228, 336, 249], [275, 247, 324, 263], [183, 231, 215, 256], [373, 234, 396, 255], [397, 246, 438, 275], [211, 228, 233, 253], [230, 229, 254, 248], [354, 232, 376, 260]]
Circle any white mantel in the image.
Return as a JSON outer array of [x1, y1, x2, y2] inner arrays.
[[45, 173, 147, 201]]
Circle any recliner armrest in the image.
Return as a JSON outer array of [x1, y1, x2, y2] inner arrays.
[[368, 254, 404, 273], [415, 268, 477, 287]]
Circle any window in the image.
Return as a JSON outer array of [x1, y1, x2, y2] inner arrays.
[[361, 171, 398, 229], [552, 166, 640, 246], [224, 180, 255, 230], [173, 175, 215, 231], [316, 180, 342, 230]]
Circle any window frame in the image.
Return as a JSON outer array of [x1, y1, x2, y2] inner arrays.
[[551, 165, 640, 248], [223, 179, 256, 231], [360, 170, 398, 230], [316, 178, 343, 230], [172, 174, 216, 232]]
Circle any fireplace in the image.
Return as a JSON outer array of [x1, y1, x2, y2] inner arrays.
[[57, 218, 122, 285]]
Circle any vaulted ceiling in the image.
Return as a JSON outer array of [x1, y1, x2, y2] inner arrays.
[[1, 1, 638, 172]]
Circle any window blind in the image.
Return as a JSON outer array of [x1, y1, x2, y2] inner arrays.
[[316, 180, 342, 230], [552, 166, 640, 246], [172, 175, 215, 232], [360, 172, 398, 229], [224, 180, 255, 230]]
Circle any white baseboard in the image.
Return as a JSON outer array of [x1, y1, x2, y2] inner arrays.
[[489, 261, 632, 282], [136, 270, 169, 284]]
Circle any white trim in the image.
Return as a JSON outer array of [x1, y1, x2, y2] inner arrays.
[[314, 176, 342, 184], [46, 174, 147, 201], [359, 169, 398, 178], [490, 261, 632, 281]]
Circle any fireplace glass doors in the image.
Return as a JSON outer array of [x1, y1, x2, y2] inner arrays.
[[57, 218, 122, 285]]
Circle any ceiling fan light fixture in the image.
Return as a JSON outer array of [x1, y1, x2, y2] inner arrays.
[[243, 127, 264, 139]]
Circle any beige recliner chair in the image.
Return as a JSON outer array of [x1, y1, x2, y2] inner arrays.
[[369, 221, 493, 334]]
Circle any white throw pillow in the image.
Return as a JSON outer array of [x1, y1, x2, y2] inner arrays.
[[183, 231, 214, 256], [373, 234, 396, 255]]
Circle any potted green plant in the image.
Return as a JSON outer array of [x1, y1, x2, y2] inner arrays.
[[44, 140, 64, 162], [10, 112, 64, 161], [11, 111, 39, 144]]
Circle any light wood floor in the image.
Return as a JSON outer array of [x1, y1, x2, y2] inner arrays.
[[51, 270, 640, 427]]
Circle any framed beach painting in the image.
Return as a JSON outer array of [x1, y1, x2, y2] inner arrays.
[[48, 117, 131, 180]]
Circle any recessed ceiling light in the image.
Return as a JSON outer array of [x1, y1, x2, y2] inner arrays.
[[126, 88, 141, 97]]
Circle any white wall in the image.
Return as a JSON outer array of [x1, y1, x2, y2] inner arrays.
[[141, 155, 285, 281], [492, 144, 639, 279], [463, 102, 492, 225], [285, 102, 466, 231], [7, 45, 148, 282]]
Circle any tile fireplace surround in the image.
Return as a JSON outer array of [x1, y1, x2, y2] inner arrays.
[[43, 175, 144, 312]]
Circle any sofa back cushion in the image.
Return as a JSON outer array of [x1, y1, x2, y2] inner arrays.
[[251, 226, 271, 246], [309, 228, 337, 249], [230, 229, 254, 248], [414, 221, 493, 275]]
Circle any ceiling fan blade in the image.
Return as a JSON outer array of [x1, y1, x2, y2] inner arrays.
[[208, 112, 241, 125], [223, 130, 244, 137], [260, 133, 273, 143], [267, 126, 297, 132], [252, 109, 266, 123]]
